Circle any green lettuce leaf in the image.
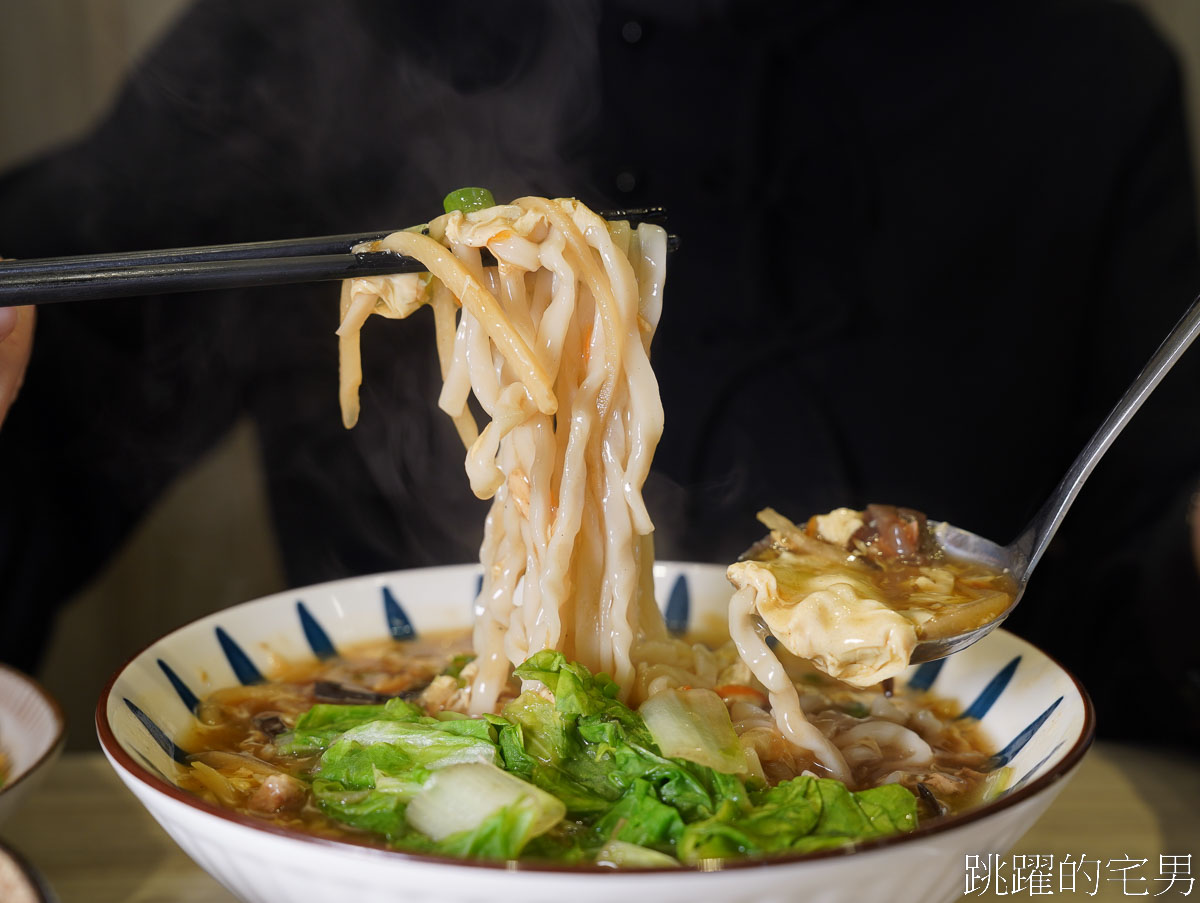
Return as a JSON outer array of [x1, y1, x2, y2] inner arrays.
[[286, 653, 919, 867], [434, 801, 541, 860], [316, 721, 498, 789], [500, 653, 750, 831], [278, 697, 425, 754], [678, 775, 918, 863], [310, 779, 414, 843], [834, 782, 919, 836], [591, 778, 684, 851], [514, 651, 651, 744]]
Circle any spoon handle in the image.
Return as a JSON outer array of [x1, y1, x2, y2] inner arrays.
[[1012, 291, 1200, 579]]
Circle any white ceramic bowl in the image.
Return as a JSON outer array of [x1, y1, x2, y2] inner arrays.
[[98, 563, 1094, 903], [0, 664, 65, 828]]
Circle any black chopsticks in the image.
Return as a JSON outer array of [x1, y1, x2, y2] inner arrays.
[[0, 247, 427, 307], [0, 208, 672, 307]]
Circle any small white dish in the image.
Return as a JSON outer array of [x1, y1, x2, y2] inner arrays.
[[98, 563, 1094, 903], [0, 664, 65, 828]]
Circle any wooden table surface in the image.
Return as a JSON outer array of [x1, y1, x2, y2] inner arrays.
[[2, 743, 1196, 902]]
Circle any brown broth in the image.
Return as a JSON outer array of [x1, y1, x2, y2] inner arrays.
[[177, 633, 995, 851], [178, 632, 473, 841]]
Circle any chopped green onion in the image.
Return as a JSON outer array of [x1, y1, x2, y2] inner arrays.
[[444, 653, 475, 682], [443, 187, 496, 215]]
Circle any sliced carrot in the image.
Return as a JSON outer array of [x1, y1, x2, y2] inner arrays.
[[714, 684, 768, 708]]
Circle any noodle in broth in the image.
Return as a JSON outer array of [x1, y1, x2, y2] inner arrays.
[[176, 195, 998, 863]]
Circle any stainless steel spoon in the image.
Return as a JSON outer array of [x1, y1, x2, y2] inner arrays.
[[909, 291, 1200, 664]]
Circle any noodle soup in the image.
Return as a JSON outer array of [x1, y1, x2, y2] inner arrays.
[[100, 564, 1095, 903], [178, 633, 995, 864], [169, 194, 1003, 865]]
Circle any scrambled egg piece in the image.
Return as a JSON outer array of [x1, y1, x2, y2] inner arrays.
[[727, 510, 918, 687], [812, 507, 864, 546]]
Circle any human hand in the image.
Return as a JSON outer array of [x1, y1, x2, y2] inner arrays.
[[0, 304, 35, 428]]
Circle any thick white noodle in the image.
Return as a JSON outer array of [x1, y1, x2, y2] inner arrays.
[[338, 200, 668, 713], [728, 586, 851, 782], [338, 201, 882, 787], [837, 722, 933, 769]]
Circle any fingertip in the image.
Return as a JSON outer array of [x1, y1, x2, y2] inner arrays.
[[0, 306, 16, 342]]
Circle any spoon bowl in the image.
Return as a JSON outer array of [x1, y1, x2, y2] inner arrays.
[[910, 290, 1200, 662], [906, 521, 1026, 663]]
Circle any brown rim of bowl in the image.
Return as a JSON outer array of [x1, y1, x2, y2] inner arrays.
[[0, 836, 60, 903], [96, 620, 1096, 875], [0, 663, 66, 799]]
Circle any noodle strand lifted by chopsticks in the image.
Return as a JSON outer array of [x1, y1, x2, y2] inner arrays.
[[336, 197, 850, 780], [338, 198, 666, 714]]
